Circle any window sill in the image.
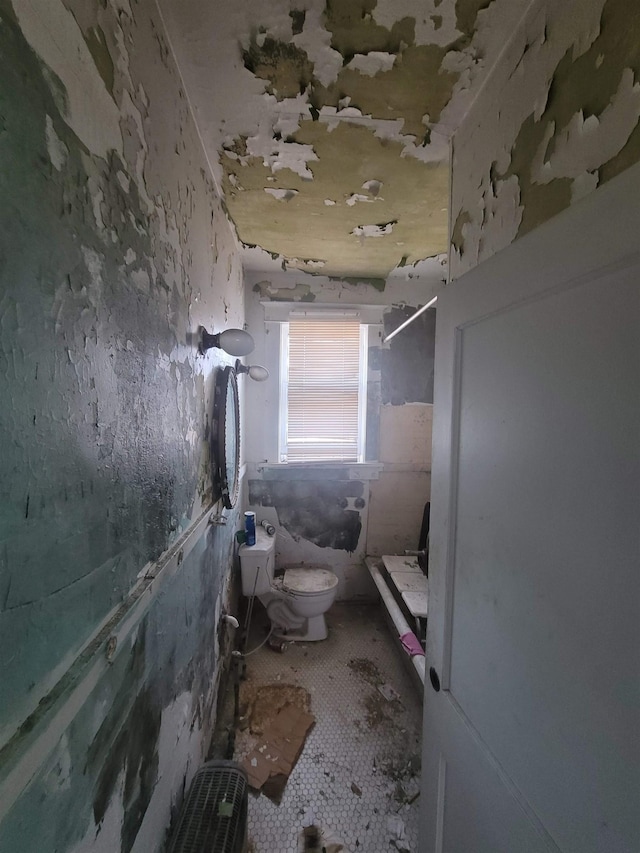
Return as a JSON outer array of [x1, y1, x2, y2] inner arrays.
[[256, 461, 383, 481]]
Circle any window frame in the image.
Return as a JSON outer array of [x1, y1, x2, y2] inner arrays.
[[278, 314, 369, 464]]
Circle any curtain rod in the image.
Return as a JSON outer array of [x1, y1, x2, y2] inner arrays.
[[383, 295, 438, 344]]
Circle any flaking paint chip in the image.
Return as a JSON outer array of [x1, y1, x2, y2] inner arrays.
[[362, 179, 382, 197], [346, 193, 374, 206], [352, 222, 396, 238], [265, 188, 298, 201]]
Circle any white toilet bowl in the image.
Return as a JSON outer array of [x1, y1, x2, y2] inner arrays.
[[238, 529, 338, 641]]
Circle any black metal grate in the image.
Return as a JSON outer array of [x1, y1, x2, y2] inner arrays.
[[168, 761, 248, 853]]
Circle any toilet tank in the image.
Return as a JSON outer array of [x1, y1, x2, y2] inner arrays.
[[238, 528, 275, 596]]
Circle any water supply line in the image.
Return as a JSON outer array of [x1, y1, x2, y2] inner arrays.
[[224, 567, 271, 758], [235, 566, 278, 657], [232, 625, 274, 658], [241, 568, 261, 652]]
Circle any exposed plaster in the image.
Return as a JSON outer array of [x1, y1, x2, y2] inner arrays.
[[531, 70, 640, 183], [374, 0, 458, 47], [1, 1, 243, 850], [222, 120, 449, 278], [290, 4, 343, 88], [450, 0, 640, 277], [290, 9, 305, 36], [362, 179, 382, 195], [84, 25, 115, 95], [45, 113, 69, 170], [253, 280, 316, 302], [264, 187, 299, 200], [249, 479, 365, 554], [243, 35, 314, 99], [454, 0, 496, 43], [243, 260, 443, 567], [323, 0, 415, 59], [451, 208, 471, 255], [157, 0, 533, 277], [600, 120, 640, 184], [315, 43, 459, 139], [68, 771, 126, 853], [11, 0, 123, 158], [102, 692, 202, 853]]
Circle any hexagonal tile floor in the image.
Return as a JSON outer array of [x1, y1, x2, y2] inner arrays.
[[235, 602, 423, 852]]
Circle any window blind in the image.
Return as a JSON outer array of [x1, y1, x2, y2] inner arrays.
[[284, 318, 363, 462]]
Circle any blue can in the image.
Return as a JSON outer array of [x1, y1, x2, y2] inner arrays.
[[244, 511, 256, 546]]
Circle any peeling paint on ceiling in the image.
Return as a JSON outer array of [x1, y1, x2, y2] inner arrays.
[[449, 0, 640, 277], [222, 120, 448, 277], [158, 0, 533, 278]]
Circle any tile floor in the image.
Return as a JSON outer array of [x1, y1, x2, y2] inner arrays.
[[235, 602, 424, 852]]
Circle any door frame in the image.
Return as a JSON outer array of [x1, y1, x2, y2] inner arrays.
[[421, 161, 640, 851]]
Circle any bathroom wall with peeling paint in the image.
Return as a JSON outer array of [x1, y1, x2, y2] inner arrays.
[[450, 0, 640, 279], [243, 262, 443, 593], [157, 0, 534, 282], [0, 0, 243, 850]]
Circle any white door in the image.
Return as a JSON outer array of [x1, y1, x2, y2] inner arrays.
[[420, 164, 640, 853]]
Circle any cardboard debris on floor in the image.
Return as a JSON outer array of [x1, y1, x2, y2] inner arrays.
[[244, 683, 310, 735], [242, 703, 315, 802]]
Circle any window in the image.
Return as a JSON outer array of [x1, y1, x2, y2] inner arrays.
[[279, 316, 368, 463]]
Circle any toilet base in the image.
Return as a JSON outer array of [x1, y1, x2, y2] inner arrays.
[[272, 614, 328, 642]]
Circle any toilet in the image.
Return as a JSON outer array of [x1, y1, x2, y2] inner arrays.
[[238, 528, 339, 641]]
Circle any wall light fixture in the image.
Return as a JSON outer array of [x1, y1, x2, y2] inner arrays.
[[199, 327, 255, 356], [235, 360, 270, 382]]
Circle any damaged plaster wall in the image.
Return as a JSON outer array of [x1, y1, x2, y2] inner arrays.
[[450, 0, 640, 278], [0, 0, 243, 849], [243, 263, 442, 580], [158, 0, 533, 279], [366, 306, 435, 556]]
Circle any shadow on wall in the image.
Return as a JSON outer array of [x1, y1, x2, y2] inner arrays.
[[380, 306, 436, 405], [0, 6, 208, 729]]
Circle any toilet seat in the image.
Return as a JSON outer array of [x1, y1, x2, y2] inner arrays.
[[239, 529, 337, 641], [277, 567, 338, 596]]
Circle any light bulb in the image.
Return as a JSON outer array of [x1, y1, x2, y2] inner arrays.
[[235, 360, 270, 381], [199, 327, 255, 356], [247, 365, 269, 382], [216, 328, 255, 356]]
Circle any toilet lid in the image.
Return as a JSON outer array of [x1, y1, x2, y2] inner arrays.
[[281, 567, 338, 595]]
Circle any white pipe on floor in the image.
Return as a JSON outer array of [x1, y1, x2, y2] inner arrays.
[[368, 562, 426, 685]]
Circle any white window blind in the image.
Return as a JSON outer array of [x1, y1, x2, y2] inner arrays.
[[280, 318, 367, 463]]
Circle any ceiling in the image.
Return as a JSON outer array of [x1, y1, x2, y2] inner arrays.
[[159, 0, 532, 280]]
